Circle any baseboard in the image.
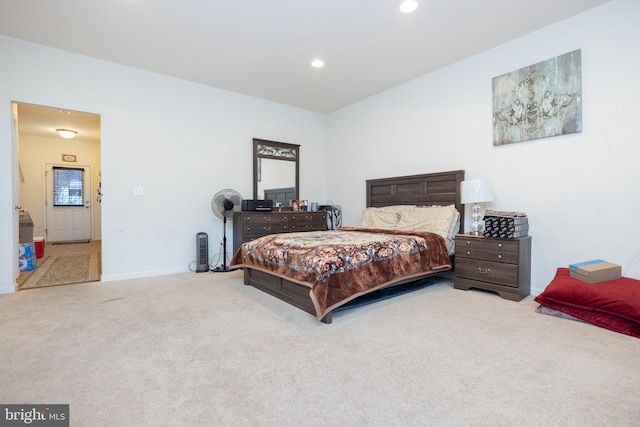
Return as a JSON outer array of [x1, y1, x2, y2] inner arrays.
[[0, 283, 17, 294], [101, 266, 190, 282]]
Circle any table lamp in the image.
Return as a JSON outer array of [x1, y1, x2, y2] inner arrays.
[[460, 179, 494, 235]]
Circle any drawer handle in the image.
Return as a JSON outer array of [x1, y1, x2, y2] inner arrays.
[[305, 224, 313, 229], [498, 243, 503, 248], [466, 251, 471, 256], [465, 240, 471, 245], [498, 254, 502, 259], [262, 226, 272, 231], [263, 216, 272, 221], [478, 268, 491, 275], [305, 215, 313, 220]]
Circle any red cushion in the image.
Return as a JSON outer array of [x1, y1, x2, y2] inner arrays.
[[534, 268, 640, 338]]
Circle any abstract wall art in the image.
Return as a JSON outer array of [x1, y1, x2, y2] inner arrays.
[[492, 50, 582, 146]]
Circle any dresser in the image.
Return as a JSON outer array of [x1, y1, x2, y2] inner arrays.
[[232, 211, 328, 254], [453, 234, 531, 301]]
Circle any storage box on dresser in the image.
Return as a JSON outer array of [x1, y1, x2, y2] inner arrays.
[[454, 234, 531, 301], [232, 211, 327, 254]]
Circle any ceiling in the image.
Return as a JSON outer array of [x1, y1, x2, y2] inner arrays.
[[3, 0, 608, 138], [16, 104, 101, 143]]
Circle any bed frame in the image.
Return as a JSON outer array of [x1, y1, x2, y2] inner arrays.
[[241, 170, 465, 323]]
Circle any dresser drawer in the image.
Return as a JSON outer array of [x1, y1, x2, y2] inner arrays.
[[233, 211, 330, 254], [455, 258, 518, 288], [242, 223, 289, 235], [290, 213, 327, 232], [240, 213, 290, 234]]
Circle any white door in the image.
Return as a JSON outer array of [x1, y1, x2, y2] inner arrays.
[[45, 164, 92, 242], [12, 104, 20, 283]]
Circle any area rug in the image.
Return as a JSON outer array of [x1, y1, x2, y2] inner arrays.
[[19, 253, 100, 290]]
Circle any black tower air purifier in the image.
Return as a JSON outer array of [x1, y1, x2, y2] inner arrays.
[[196, 232, 209, 273]]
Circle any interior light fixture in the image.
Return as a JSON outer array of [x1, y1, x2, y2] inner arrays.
[[311, 59, 325, 68], [56, 129, 78, 139], [399, 0, 418, 13]]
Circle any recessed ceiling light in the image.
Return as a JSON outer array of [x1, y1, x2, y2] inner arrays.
[[311, 59, 325, 68], [399, 0, 418, 13]]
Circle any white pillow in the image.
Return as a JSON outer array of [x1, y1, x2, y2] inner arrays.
[[359, 205, 416, 229], [395, 204, 460, 240], [360, 208, 399, 229]]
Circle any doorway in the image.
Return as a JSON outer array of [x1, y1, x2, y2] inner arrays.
[[14, 102, 102, 289]]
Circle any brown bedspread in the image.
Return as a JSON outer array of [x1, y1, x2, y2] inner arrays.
[[230, 227, 451, 319]]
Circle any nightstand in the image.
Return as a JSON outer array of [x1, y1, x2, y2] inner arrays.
[[453, 234, 531, 301]]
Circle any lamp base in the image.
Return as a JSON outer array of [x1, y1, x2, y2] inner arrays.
[[470, 204, 484, 236]]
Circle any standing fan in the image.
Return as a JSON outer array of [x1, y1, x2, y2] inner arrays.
[[211, 189, 242, 272]]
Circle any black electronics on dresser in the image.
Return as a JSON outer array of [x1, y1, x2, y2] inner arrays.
[[242, 199, 273, 211], [195, 232, 209, 273]]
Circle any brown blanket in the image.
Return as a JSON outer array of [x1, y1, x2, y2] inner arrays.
[[230, 227, 451, 319]]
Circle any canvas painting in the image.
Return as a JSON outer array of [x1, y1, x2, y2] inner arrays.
[[492, 50, 582, 146]]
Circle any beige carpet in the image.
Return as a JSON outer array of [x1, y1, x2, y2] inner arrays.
[[1, 271, 639, 426], [18, 253, 100, 290]]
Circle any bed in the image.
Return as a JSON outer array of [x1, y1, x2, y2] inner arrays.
[[230, 170, 465, 323]]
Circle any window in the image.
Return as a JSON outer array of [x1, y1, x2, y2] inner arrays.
[[53, 167, 85, 207]]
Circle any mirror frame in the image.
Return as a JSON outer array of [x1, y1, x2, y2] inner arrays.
[[253, 138, 300, 205]]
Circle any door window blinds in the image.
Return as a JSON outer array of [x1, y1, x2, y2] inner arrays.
[[53, 166, 85, 207]]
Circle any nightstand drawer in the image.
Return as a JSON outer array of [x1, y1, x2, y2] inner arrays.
[[456, 237, 484, 251], [483, 239, 519, 252], [456, 247, 519, 264], [455, 258, 518, 288], [456, 236, 519, 252]]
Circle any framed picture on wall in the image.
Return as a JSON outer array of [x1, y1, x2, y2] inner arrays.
[[492, 49, 582, 146]]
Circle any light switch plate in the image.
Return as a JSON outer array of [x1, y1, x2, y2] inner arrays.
[[132, 185, 144, 196]]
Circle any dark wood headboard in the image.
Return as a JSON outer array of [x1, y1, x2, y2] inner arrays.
[[366, 170, 465, 232], [263, 187, 296, 206]]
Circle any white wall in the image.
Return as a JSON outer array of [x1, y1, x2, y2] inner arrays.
[[0, 36, 327, 291], [326, 0, 640, 294]]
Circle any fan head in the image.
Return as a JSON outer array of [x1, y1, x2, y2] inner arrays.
[[211, 189, 242, 220]]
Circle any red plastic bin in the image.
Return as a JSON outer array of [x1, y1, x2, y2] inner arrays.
[[34, 236, 45, 258]]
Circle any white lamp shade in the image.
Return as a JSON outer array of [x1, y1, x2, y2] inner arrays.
[[460, 179, 494, 204]]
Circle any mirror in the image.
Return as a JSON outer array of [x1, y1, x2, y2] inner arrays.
[[253, 138, 299, 208]]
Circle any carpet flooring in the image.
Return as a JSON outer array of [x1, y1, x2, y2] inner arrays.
[[1, 271, 639, 426]]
